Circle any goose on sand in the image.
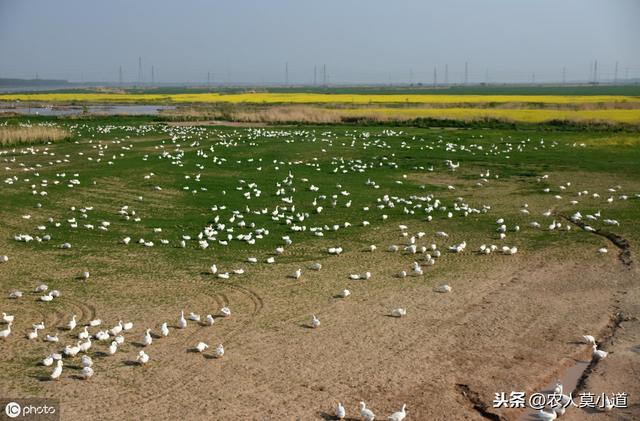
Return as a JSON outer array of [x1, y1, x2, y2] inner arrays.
[[359, 401, 375, 421], [335, 402, 345, 420], [178, 311, 187, 329], [388, 404, 407, 421]]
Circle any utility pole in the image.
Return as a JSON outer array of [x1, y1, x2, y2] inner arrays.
[[151, 66, 155, 85], [444, 64, 448, 85], [433, 66, 437, 87], [614, 61, 619, 83], [484, 68, 489, 84], [594, 60, 598, 83], [138, 56, 143, 85], [207, 71, 211, 87], [409, 68, 413, 85], [562, 66, 566, 85], [464, 61, 468, 85], [285, 62, 289, 86], [118, 66, 123, 85], [322, 64, 326, 86], [314, 66, 317, 85]]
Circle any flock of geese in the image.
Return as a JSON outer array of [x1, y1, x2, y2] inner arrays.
[[1, 123, 637, 420]]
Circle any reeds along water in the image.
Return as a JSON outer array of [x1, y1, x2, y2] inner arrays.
[[0, 126, 70, 146]]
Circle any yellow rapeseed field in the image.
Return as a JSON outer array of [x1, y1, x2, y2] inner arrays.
[[1, 92, 640, 105]]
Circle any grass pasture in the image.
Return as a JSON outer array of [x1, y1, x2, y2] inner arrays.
[[0, 115, 639, 419]]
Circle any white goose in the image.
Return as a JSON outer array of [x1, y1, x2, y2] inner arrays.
[[335, 402, 346, 420], [220, 307, 231, 317], [28, 328, 39, 340], [592, 344, 608, 360], [177, 311, 187, 329], [214, 343, 224, 358], [195, 342, 209, 352], [359, 401, 375, 421], [142, 329, 152, 346], [44, 333, 59, 343], [2, 312, 14, 323], [311, 315, 321, 328], [337, 289, 351, 298], [137, 350, 149, 364], [78, 326, 90, 340], [188, 312, 200, 322], [108, 341, 118, 355], [81, 366, 94, 380], [0, 323, 12, 338], [391, 308, 407, 317], [582, 335, 596, 345], [67, 315, 77, 331], [537, 409, 557, 420], [81, 355, 93, 367], [160, 322, 169, 337], [50, 360, 63, 380], [42, 354, 54, 366], [388, 404, 407, 421], [205, 315, 215, 326]]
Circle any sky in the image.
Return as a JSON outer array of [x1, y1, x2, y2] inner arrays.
[[0, 0, 638, 84]]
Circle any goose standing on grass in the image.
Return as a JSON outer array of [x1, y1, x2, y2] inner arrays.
[[81, 355, 93, 368], [335, 402, 346, 420], [67, 315, 77, 331], [142, 329, 152, 346], [188, 312, 200, 322], [178, 311, 187, 329], [28, 327, 39, 340], [359, 401, 376, 421], [108, 341, 118, 355], [44, 333, 59, 343], [205, 315, 215, 326], [50, 360, 63, 380], [388, 404, 407, 421], [42, 354, 54, 366], [160, 322, 169, 337], [137, 350, 149, 364], [78, 326, 89, 340], [0, 322, 12, 338], [2, 312, 14, 323]]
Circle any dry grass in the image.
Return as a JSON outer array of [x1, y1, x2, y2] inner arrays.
[[0, 125, 70, 146], [232, 106, 342, 123]]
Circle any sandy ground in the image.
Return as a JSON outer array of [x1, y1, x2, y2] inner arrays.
[[0, 237, 638, 421]]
